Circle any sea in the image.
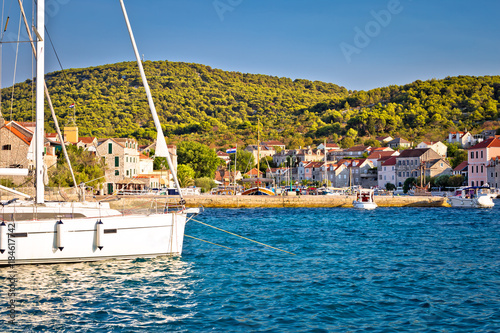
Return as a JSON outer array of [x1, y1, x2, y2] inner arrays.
[[1, 205, 500, 332]]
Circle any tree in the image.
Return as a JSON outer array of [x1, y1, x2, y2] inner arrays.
[[403, 177, 416, 193], [448, 174, 465, 187], [153, 157, 168, 171], [176, 164, 195, 188], [451, 150, 467, 169], [385, 182, 395, 191], [363, 138, 381, 148], [229, 150, 255, 173], [177, 141, 219, 178], [340, 137, 355, 148], [194, 177, 217, 193], [434, 174, 450, 188], [49, 145, 105, 188]]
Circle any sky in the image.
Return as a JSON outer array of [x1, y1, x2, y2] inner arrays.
[[0, 0, 499, 91]]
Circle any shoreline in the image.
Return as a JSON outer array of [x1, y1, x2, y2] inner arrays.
[[100, 194, 450, 209]]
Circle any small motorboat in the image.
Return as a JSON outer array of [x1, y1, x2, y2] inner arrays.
[[447, 186, 495, 208], [352, 189, 377, 210]]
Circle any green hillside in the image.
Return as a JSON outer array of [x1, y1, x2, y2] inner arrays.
[[2, 60, 499, 148]]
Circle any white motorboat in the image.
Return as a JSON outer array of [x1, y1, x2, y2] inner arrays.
[[352, 189, 378, 210], [447, 186, 495, 208], [0, 0, 199, 266]]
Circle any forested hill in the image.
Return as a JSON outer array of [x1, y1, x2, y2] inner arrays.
[[1, 60, 499, 148]]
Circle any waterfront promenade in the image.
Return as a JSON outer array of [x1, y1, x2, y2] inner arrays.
[[0, 188, 449, 208], [104, 194, 449, 209]]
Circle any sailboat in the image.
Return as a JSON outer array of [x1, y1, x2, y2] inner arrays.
[[0, 0, 199, 265], [240, 119, 276, 195]]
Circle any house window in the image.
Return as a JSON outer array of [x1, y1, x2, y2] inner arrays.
[[115, 156, 119, 167], [1, 144, 11, 150], [470, 152, 473, 159], [126, 170, 129, 176], [481, 165, 483, 173], [398, 172, 401, 177], [476, 151, 478, 159], [108, 143, 113, 154], [481, 151, 483, 159], [115, 170, 119, 176]]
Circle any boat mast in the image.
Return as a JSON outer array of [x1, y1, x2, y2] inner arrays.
[[324, 139, 327, 186], [119, 0, 184, 202], [17, 0, 79, 198], [233, 144, 237, 195], [257, 118, 260, 181], [35, 0, 45, 204]]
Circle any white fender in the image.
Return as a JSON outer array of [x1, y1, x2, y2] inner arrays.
[[0, 222, 7, 254], [56, 221, 64, 251], [96, 220, 104, 250]]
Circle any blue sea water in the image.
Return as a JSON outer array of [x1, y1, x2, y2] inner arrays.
[[1, 205, 500, 332]]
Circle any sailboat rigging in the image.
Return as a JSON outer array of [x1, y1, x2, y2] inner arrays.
[[0, 0, 199, 265]]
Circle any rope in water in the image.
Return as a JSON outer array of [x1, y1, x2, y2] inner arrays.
[[191, 218, 296, 255], [185, 234, 233, 250]]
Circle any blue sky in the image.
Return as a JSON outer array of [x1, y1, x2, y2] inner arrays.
[[1, 0, 499, 91]]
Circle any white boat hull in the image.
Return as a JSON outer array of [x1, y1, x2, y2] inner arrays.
[[352, 201, 378, 210], [447, 196, 494, 208], [0, 202, 189, 265]]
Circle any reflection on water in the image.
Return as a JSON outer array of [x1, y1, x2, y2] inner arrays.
[[0, 257, 195, 331]]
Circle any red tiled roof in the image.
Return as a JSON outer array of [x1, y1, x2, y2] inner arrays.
[[345, 145, 368, 152], [367, 151, 395, 159], [398, 148, 429, 157], [139, 153, 152, 160], [78, 137, 96, 144], [469, 137, 500, 150], [381, 156, 397, 166], [2, 125, 31, 145], [453, 161, 468, 172], [304, 162, 324, 168]]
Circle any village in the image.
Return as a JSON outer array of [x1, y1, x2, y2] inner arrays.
[[1, 117, 500, 196]]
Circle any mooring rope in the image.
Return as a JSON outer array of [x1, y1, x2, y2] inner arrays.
[[185, 234, 233, 250], [191, 218, 296, 255]]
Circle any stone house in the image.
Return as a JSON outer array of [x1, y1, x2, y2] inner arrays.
[[387, 138, 411, 149], [96, 138, 140, 194], [0, 121, 57, 184], [76, 137, 98, 152], [366, 149, 398, 168], [447, 131, 477, 148], [487, 157, 500, 189], [297, 161, 325, 182], [395, 148, 451, 187], [416, 141, 447, 157], [273, 147, 325, 166], [333, 159, 375, 188], [245, 145, 276, 164]]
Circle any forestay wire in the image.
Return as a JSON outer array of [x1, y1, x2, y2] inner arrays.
[[191, 218, 296, 255]]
